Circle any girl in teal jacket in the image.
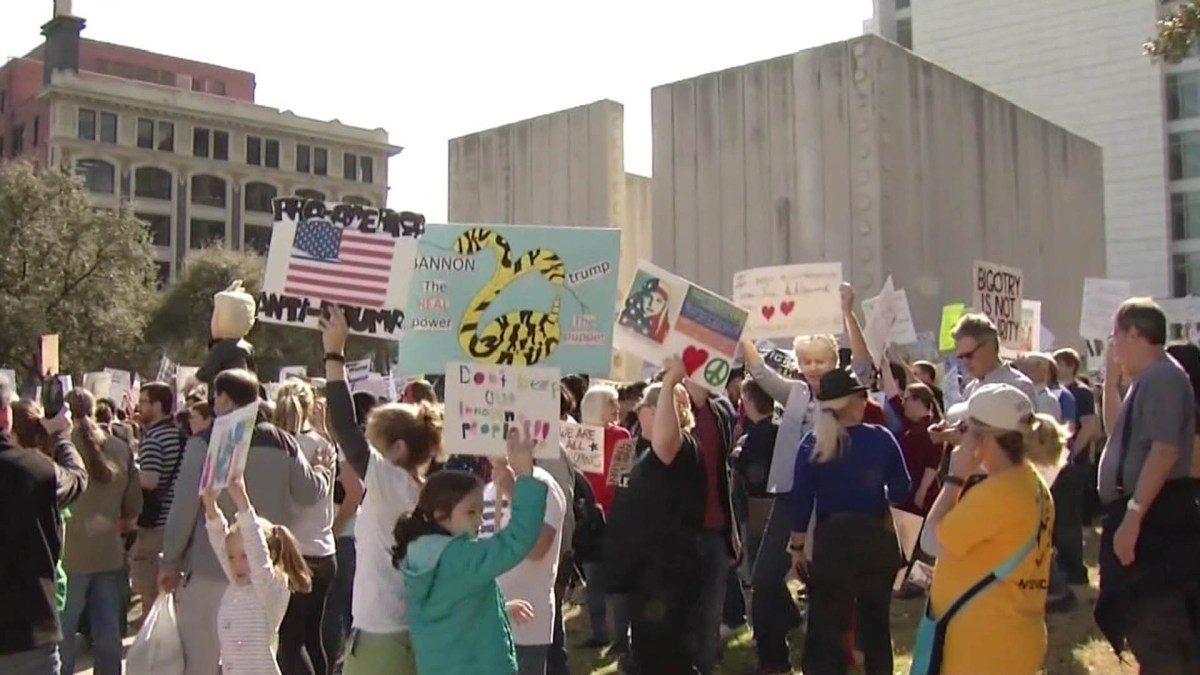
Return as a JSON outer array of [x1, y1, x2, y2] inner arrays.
[[397, 443, 548, 675]]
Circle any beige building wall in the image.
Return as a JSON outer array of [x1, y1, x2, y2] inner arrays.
[[447, 100, 650, 378], [651, 34, 1105, 346]]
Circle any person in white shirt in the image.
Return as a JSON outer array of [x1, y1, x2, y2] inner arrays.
[[481, 463, 567, 675]]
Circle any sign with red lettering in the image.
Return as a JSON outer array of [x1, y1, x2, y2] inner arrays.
[[972, 260, 1024, 350]]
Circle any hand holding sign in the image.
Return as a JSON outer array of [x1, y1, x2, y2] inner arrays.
[[839, 282, 855, 313], [319, 303, 350, 354], [662, 356, 686, 387], [507, 430, 536, 477]]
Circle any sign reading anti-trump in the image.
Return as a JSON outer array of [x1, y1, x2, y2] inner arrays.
[[972, 260, 1023, 349]]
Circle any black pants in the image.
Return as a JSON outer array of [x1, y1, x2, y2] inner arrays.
[[279, 554, 338, 675], [547, 563, 571, 675], [626, 554, 700, 675], [801, 514, 901, 675], [751, 501, 801, 669]]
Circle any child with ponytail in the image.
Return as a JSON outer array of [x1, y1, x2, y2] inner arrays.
[[398, 433, 549, 675], [203, 476, 312, 675]]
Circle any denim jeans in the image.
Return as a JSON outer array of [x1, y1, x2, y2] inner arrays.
[[323, 536, 357, 675], [581, 561, 630, 647], [0, 645, 61, 675], [687, 531, 731, 675], [750, 502, 800, 669], [61, 570, 125, 675], [515, 644, 549, 675]]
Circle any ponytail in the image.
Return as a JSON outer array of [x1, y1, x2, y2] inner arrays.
[[67, 389, 116, 484], [1021, 413, 1068, 467], [391, 507, 446, 567], [391, 470, 484, 567], [274, 381, 314, 436], [265, 522, 312, 593], [812, 408, 847, 463]]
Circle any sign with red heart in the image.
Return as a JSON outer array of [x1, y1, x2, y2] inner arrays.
[[732, 263, 843, 339]]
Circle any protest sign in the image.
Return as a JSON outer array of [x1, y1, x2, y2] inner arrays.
[[346, 358, 372, 388], [938, 304, 966, 353], [198, 402, 258, 493], [444, 362, 560, 459], [1011, 299, 1042, 355], [615, 261, 748, 393], [82, 372, 113, 400], [561, 422, 605, 475], [861, 277, 918, 346], [972, 260, 1023, 349], [732, 263, 842, 338], [40, 334, 59, 376], [0, 369, 15, 394], [104, 369, 133, 408], [279, 366, 308, 382], [176, 366, 199, 394], [1080, 278, 1131, 341], [863, 277, 900, 364], [396, 224, 620, 376], [258, 197, 424, 338], [606, 438, 637, 487]]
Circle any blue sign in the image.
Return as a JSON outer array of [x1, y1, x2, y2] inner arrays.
[[397, 224, 621, 376]]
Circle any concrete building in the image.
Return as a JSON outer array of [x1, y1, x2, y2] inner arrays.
[[651, 35, 1105, 345], [868, 0, 1180, 298], [446, 100, 652, 378], [0, 7, 399, 285]]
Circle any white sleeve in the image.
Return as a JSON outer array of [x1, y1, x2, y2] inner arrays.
[[543, 479, 566, 530]]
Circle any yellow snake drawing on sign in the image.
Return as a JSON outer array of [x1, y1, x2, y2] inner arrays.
[[452, 228, 566, 366]]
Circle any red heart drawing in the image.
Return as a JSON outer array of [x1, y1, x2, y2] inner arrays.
[[682, 346, 710, 375], [780, 300, 795, 316], [761, 305, 776, 320]]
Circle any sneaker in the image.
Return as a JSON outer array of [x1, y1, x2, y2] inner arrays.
[[1046, 591, 1078, 614]]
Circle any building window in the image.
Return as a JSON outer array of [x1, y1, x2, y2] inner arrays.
[[265, 139, 279, 168], [78, 108, 96, 140], [192, 78, 206, 93], [0, 90, 6, 113], [137, 212, 172, 247], [137, 118, 155, 149], [10, 125, 23, 156], [1170, 131, 1200, 180], [897, 18, 913, 49], [244, 224, 272, 255], [896, 0, 910, 8], [137, 119, 175, 151], [359, 156, 374, 183], [135, 167, 173, 201], [1168, 71, 1200, 121], [190, 219, 226, 249], [100, 112, 117, 143], [32, 117, 39, 148], [191, 174, 227, 208], [155, 261, 171, 289], [246, 136, 262, 165], [1173, 252, 1200, 296], [193, 127, 210, 158], [213, 131, 229, 161], [314, 147, 328, 176], [244, 182, 277, 213], [158, 121, 174, 152], [295, 189, 326, 201], [1173, 191, 1200, 240], [296, 144, 311, 173], [0, 137, 4, 157], [343, 195, 372, 206], [343, 152, 358, 180], [213, 80, 226, 96], [75, 159, 115, 194]]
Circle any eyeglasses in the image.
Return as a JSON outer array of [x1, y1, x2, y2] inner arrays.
[[956, 339, 992, 361]]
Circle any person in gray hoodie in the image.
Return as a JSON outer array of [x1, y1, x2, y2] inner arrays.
[[160, 368, 333, 675]]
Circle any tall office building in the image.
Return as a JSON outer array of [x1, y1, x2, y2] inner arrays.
[[869, 0, 1186, 297], [0, 6, 400, 286]]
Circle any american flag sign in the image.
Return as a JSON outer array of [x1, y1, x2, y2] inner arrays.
[[285, 219, 395, 308]]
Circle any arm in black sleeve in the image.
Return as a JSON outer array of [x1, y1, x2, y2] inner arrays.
[[326, 380, 371, 478], [51, 431, 88, 507]]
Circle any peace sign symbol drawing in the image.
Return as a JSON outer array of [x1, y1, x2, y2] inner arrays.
[[703, 358, 731, 387]]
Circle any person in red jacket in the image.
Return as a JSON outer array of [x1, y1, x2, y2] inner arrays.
[[881, 357, 945, 515]]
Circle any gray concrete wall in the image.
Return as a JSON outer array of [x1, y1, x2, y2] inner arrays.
[[651, 34, 1105, 346]]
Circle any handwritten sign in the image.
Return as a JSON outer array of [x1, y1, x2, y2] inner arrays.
[[561, 422, 605, 475], [1015, 299, 1042, 354], [863, 277, 899, 366], [861, 276, 918, 345], [444, 362, 560, 459], [732, 263, 842, 338], [279, 366, 308, 382], [259, 197, 424, 337], [1080, 278, 1131, 340], [939, 304, 966, 353], [606, 438, 637, 487], [616, 261, 748, 393], [104, 369, 133, 409], [972, 260, 1023, 349], [82, 372, 112, 401], [198, 402, 258, 493]]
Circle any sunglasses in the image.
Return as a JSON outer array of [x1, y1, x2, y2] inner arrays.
[[955, 340, 992, 361]]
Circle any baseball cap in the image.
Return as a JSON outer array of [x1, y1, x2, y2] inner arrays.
[[945, 383, 1034, 431]]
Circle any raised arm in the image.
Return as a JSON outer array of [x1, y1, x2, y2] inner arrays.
[[651, 359, 686, 465], [840, 283, 873, 371], [320, 305, 372, 478], [741, 337, 799, 404], [202, 491, 235, 582]]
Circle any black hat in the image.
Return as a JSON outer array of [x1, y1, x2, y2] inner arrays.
[[815, 368, 867, 402]]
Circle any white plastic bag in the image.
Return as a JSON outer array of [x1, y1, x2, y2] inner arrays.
[[126, 593, 185, 675]]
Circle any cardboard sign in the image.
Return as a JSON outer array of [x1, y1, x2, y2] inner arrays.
[[938, 304, 966, 353], [561, 422, 605, 475], [279, 366, 308, 382], [861, 277, 918, 346], [1080, 278, 1131, 341], [82, 372, 113, 401], [198, 402, 258, 493], [444, 362, 561, 459], [615, 261, 748, 393], [972, 260, 1023, 349], [732, 263, 842, 338], [40, 334, 59, 376], [259, 197, 423, 338]]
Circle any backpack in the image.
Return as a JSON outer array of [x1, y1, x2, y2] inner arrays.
[[571, 463, 606, 562]]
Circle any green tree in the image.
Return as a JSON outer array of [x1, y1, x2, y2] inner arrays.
[[1146, 0, 1200, 63], [0, 162, 158, 386], [146, 246, 396, 381]]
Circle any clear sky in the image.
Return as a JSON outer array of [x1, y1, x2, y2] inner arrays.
[[3, 0, 872, 221]]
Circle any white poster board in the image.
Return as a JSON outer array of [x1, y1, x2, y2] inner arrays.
[[104, 369, 133, 408], [176, 366, 199, 393], [615, 261, 748, 393], [198, 402, 258, 493], [861, 276, 918, 345], [259, 197, 423, 337], [1013, 299, 1042, 355], [444, 362, 561, 459], [561, 422, 605, 475], [0, 368, 15, 397], [972, 260, 1023, 350], [279, 366, 308, 382], [862, 277, 900, 365], [1080, 278, 1131, 341], [732, 262, 843, 338], [82, 371, 113, 401]]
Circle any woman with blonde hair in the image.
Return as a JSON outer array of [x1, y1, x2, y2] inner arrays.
[[911, 384, 1062, 675], [605, 358, 704, 673], [788, 369, 911, 675], [59, 389, 142, 675], [274, 379, 338, 675]]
